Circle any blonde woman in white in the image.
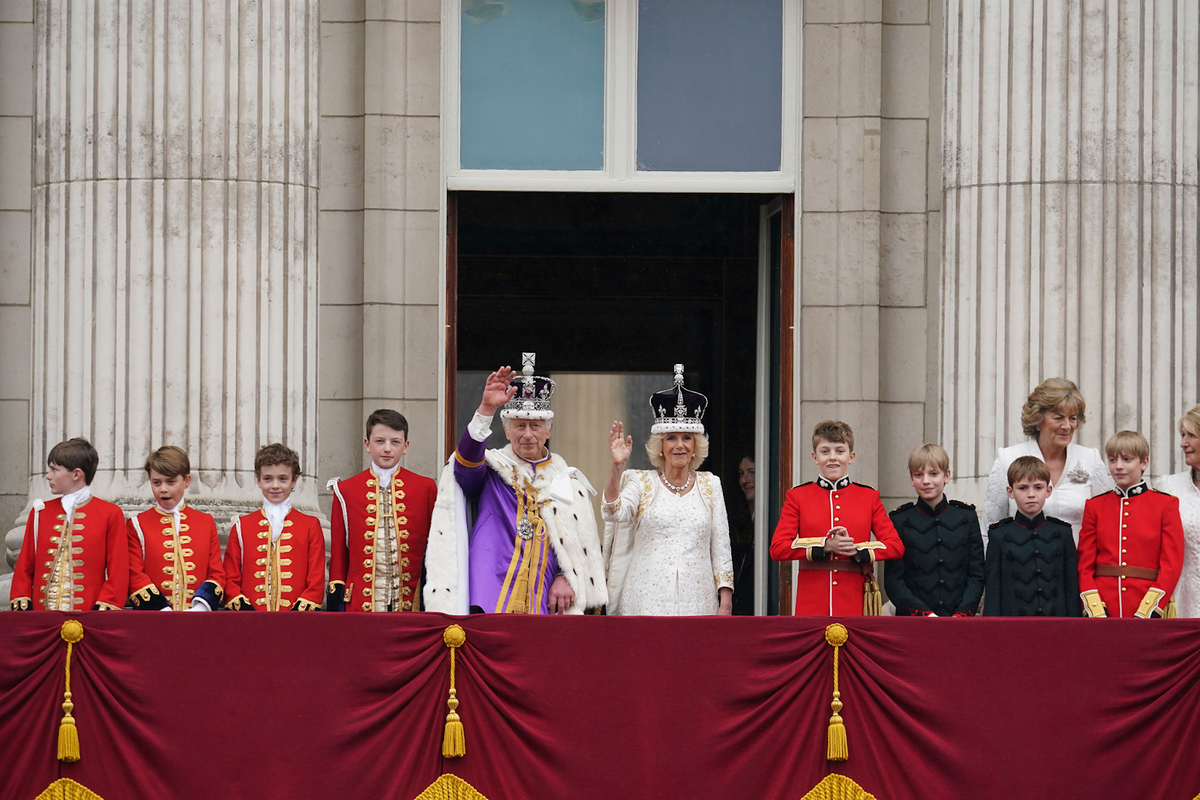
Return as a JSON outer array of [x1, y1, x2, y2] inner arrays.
[[601, 366, 734, 616], [1155, 405, 1200, 617], [984, 378, 1109, 547]]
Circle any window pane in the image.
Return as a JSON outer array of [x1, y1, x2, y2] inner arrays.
[[460, 0, 605, 170], [637, 0, 782, 172]]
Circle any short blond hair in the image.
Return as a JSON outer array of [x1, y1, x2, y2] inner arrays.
[[646, 432, 709, 470], [812, 420, 854, 453], [1105, 430, 1149, 461], [908, 443, 950, 474], [1021, 378, 1087, 438], [1180, 405, 1200, 438]]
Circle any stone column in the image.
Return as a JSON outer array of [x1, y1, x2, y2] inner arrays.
[[942, 0, 1200, 501], [4, 0, 321, 594]]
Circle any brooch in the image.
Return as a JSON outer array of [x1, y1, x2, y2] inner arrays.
[[1067, 465, 1090, 484]]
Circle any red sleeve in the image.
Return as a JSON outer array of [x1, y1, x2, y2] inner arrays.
[[770, 489, 806, 561], [328, 485, 348, 585], [96, 505, 130, 609], [865, 494, 904, 561], [223, 519, 245, 604], [1077, 499, 1099, 594], [203, 516, 226, 590], [1156, 495, 1185, 600], [126, 515, 154, 594], [302, 517, 326, 606], [9, 508, 37, 605]]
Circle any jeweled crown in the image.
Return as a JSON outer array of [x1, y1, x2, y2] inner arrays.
[[501, 352, 555, 420], [650, 364, 707, 434]]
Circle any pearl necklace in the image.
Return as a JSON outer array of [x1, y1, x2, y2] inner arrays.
[[659, 469, 694, 495]]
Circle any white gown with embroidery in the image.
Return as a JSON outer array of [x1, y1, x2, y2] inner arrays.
[[1155, 471, 1200, 618], [601, 470, 734, 616]]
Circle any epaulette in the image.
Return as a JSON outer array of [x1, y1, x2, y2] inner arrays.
[[891, 501, 915, 513], [852, 481, 877, 491], [326, 477, 341, 490], [989, 517, 1013, 529], [792, 480, 814, 489], [1044, 515, 1071, 527], [1090, 489, 1115, 499], [948, 499, 975, 510], [1150, 488, 1172, 496]]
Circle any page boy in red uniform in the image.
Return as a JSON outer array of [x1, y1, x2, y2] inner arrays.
[[10, 437, 127, 611], [326, 409, 437, 612], [1078, 430, 1184, 618], [770, 420, 903, 615], [127, 446, 225, 611], [223, 443, 324, 611]]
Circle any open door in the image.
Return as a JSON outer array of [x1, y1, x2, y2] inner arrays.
[[754, 196, 794, 615]]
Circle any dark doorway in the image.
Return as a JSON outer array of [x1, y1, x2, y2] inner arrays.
[[451, 191, 775, 614]]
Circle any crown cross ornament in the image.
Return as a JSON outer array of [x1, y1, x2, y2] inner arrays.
[[649, 364, 708, 434], [501, 352, 556, 420]]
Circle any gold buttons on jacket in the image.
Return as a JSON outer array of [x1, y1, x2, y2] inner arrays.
[[362, 602, 372, 610], [362, 559, 373, 568], [364, 545, 374, 554], [366, 504, 377, 513], [366, 479, 377, 488]]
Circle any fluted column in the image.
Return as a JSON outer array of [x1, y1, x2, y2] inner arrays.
[[6, 0, 319, 580], [942, 0, 1200, 499]]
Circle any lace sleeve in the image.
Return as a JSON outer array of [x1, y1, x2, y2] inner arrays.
[[1088, 448, 1112, 497], [708, 477, 734, 590], [601, 472, 645, 525], [983, 450, 1012, 550]]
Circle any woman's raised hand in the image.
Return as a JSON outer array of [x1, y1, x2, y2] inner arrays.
[[479, 367, 518, 415], [609, 420, 633, 466]]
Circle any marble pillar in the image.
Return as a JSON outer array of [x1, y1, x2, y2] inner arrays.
[[942, 0, 1200, 501], [3, 0, 321, 598]]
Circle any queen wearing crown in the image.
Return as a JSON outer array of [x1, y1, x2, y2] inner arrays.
[[601, 366, 734, 615], [424, 354, 608, 615]]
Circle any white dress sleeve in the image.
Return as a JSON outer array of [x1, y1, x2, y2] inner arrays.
[[983, 449, 1013, 546], [707, 476, 734, 590], [600, 470, 646, 525], [1088, 447, 1111, 497]]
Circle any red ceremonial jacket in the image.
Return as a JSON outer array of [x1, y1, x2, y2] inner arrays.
[[223, 508, 324, 611], [127, 505, 225, 610], [770, 475, 904, 616], [328, 467, 437, 611], [10, 495, 128, 611], [1077, 482, 1184, 618]]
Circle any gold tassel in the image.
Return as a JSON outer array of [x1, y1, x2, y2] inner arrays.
[[825, 623, 849, 762], [58, 620, 84, 762], [442, 624, 467, 758]]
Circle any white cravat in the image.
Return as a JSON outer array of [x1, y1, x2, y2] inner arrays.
[[263, 497, 292, 541], [60, 485, 92, 517], [372, 463, 399, 489], [155, 497, 185, 530]]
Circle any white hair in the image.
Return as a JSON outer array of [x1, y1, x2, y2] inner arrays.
[[646, 432, 709, 470]]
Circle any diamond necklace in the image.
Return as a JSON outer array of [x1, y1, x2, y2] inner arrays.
[[659, 469, 694, 495]]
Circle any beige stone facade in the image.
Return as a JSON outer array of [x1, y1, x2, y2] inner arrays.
[[0, 1, 1196, 609]]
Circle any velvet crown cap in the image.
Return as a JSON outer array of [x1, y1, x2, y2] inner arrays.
[[650, 364, 707, 434], [501, 352, 555, 420]]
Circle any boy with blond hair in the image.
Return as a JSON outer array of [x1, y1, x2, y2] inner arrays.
[[770, 420, 903, 616], [10, 438, 128, 611], [984, 456, 1079, 616], [127, 446, 225, 610], [223, 443, 324, 611], [886, 444, 984, 616], [1077, 431, 1184, 618]]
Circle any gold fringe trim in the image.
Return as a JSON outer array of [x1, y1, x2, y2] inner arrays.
[[58, 620, 84, 762], [442, 625, 467, 758], [414, 774, 490, 800], [824, 623, 849, 762], [35, 778, 105, 800], [800, 774, 878, 800]]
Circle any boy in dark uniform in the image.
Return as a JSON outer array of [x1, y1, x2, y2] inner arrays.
[[983, 456, 1080, 616], [1077, 430, 1183, 618], [886, 444, 984, 616]]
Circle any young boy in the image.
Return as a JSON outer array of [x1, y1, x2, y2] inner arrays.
[[769, 420, 904, 616], [10, 438, 128, 611], [326, 409, 437, 612], [886, 444, 985, 616], [223, 443, 324, 611], [127, 446, 225, 611], [983, 456, 1079, 616], [1077, 431, 1184, 618]]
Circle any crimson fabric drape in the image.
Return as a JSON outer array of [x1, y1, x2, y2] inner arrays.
[[2, 613, 1200, 800]]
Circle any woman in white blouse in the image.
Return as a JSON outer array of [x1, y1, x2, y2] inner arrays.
[[1155, 405, 1200, 617], [600, 367, 734, 616], [984, 378, 1109, 546]]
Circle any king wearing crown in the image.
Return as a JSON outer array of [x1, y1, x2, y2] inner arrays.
[[424, 354, 608, 614]]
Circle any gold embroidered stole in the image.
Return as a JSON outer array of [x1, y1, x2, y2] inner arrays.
[[496, 479, 553, 614]]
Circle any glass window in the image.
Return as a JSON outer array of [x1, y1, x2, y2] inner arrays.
[[637, 0, 782, 172], [460, 0, 606, 170]]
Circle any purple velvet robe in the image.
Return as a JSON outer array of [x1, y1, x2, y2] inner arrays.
[[454, 428, 559, 614]]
